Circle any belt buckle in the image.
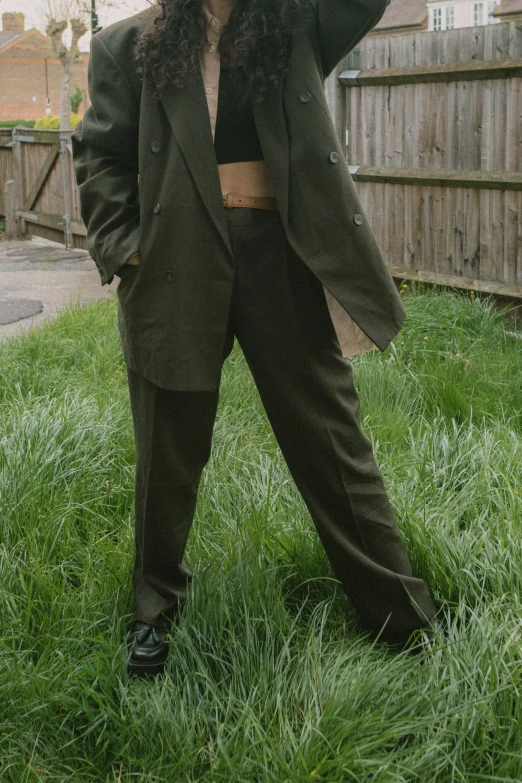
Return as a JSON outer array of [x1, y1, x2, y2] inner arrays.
[[223, 192, 235, 209]]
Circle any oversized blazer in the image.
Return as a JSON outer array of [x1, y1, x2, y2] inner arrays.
[[71, 0, 404, 392]]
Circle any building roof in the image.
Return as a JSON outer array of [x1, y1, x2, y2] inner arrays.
[[0, 28, 55, 58], [0, 31, 20, 50], [492, 0, 522, 17], [373, 0, 428, 31]]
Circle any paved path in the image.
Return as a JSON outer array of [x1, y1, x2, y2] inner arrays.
[[0, 236, 115, 341]]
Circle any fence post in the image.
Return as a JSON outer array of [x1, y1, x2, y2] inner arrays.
[[4, 179, 21, 239], [12, 127, 26, 236], [59, 131, 73, 248]]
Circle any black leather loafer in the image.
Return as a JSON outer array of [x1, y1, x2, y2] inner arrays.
[[127, 621, 169, 678]]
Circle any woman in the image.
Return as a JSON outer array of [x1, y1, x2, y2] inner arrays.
[[72, 0, 441, 678]]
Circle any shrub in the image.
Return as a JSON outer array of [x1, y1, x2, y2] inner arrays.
[[0, 120, 36, 128], [70, 85, 85, 114], [34, 114, 82, 130]]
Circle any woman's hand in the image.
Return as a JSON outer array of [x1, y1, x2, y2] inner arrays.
[[126, 251, 141, 266]]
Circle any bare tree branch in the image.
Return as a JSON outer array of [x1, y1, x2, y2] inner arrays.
[[71, 16, 89, 55], [46, 18, 69, 61]]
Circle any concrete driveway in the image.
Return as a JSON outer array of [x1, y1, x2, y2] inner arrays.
[[0, 235, 115, 341]]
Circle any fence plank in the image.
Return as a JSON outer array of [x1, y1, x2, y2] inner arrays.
[[4, 179, 20, 239], [339, 57, 522, 86], [350, 166, 522, 190]]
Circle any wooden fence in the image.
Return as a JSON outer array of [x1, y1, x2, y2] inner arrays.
[[1, 20, 521, 301], [0, 127, 86, 249], [324, 19, 522, 299]]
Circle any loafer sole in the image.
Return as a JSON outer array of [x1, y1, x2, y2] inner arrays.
[[127, 657, 167, 678]]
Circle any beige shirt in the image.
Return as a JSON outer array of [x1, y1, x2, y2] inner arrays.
[[199, 5, 221, 142]]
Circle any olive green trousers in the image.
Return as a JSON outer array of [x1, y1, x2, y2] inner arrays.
[[126, 206, 438, 641]]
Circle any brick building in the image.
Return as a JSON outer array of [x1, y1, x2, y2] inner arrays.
[[0, 12, 90, 122]]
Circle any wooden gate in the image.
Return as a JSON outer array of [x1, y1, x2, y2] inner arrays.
[[2, 126, 86, 249]]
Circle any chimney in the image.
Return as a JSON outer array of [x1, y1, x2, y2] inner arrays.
[[2, 12, 25, 34]]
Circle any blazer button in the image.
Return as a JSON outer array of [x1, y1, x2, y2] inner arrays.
[[353, 213, 364, 225], [165, 271, 175, 282], [329, 151, 339, 163], [299, 90, 311, 103], [150, 141, 161, 153], [153, 203, 161, 214]]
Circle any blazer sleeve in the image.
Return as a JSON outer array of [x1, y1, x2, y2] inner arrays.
[[71, 33, 140, 286], [311, 0, 391, 81]]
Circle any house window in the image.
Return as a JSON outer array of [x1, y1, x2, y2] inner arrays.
[[430, 5, 455, 31], [432, 6, 443, 30], [473, 2, 485, 25]]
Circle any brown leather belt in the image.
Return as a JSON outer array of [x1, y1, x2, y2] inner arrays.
[[222, 192, 279, 211]]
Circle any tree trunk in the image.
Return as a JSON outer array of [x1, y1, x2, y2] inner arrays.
[[60, 55, 74, 131], [46, 16, 88, 131]]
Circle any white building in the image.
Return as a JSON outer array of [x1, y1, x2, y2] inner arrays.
[[427, 0, 500, 31], [369, 0, 522, 37]]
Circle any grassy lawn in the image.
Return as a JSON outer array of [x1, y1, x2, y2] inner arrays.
[[1, 283, 521, 782]]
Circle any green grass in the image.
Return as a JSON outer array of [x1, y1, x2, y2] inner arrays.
[[1, 283, 521, 782]]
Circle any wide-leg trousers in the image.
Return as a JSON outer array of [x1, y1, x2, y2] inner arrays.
[[126, 206, 438, 642]]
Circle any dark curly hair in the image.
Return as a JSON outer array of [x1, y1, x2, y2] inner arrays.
[[134, 0, 315, 108]]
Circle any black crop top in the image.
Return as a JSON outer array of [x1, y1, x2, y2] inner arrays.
[[213, 65, 264, 164]]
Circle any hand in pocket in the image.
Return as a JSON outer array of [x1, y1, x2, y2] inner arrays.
[[126, 251, 141, 266]]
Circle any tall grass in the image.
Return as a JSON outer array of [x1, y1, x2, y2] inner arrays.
[[1, 283, 521, 782]]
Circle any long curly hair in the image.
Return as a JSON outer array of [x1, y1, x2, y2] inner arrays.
[[134, 0, 314, 108]]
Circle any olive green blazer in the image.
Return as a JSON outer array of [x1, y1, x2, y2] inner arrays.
[[71, 0, 401, 391]]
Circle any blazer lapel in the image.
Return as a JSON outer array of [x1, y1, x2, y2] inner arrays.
[[153, 61, 290, 248], [153, 65, 233, 257]]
